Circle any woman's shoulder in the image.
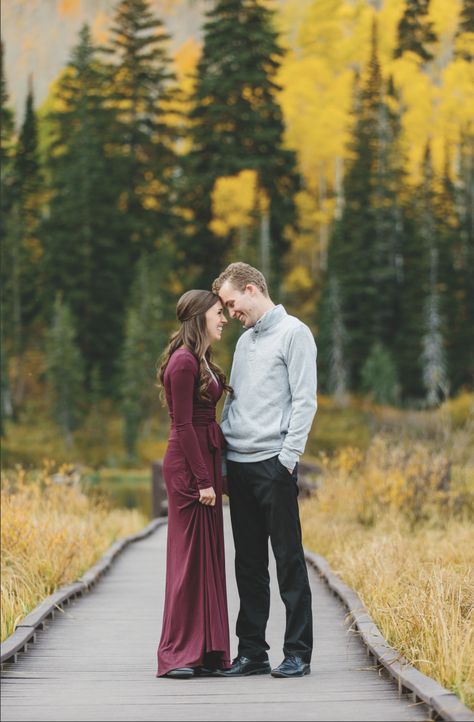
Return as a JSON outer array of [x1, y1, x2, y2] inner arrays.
[[167, 347, 199, 373]]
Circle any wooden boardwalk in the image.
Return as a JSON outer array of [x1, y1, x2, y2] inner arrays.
[[1, 507, 430, 721]]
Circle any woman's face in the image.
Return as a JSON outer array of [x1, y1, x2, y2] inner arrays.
[[205, 300, 227, 344]]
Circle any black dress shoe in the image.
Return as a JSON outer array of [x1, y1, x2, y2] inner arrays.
[[271, 655, 310, 678], [165, 667, 195, 679], [216, 655, 271, 677], [194, 666, 222, 677]]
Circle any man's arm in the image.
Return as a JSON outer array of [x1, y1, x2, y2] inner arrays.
[[278, 325, 317, 472], [220, 388, 232, 428]]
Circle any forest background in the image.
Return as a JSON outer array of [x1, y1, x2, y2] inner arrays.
[[1, 0, 473, 467]]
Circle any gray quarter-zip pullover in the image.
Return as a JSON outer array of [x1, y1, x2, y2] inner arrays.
[[221, 304, 317, 470]]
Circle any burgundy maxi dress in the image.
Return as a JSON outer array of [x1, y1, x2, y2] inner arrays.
[[156, 348, 231, 676]]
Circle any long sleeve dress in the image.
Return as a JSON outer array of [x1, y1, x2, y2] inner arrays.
[[156, 348, 231, 676]]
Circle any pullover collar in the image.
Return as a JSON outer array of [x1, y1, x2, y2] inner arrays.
[[252, 304, 286, 336]]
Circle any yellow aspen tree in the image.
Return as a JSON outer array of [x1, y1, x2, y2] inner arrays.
[[210, 170, 258, 244]]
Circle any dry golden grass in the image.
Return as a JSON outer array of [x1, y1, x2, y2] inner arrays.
[[1, 462, 147, 642], [301, 432, 474, 709]]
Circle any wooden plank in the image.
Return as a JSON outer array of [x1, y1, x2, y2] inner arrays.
[[0, 701, 430, 722], [431, 694, 474, 722], [1, 509, 432, 722], [14, 583, 87, 630], [0, 628, 36, 665], [1, 519, 167, 667]]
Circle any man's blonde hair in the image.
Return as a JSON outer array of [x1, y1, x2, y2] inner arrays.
[[212, 262, 269, 297]]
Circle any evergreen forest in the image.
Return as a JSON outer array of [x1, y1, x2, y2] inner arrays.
[[1, 0, 473, 460]]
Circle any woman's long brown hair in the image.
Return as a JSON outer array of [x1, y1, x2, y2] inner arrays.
[[157, 290, 232, 404]]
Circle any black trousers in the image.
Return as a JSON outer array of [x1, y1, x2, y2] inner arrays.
[[227, 456, 313, 663]]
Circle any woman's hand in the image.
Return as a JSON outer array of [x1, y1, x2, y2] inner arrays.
[[199, 486, 216, 506]]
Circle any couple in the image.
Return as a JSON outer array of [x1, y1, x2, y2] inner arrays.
[[156, 262, 317, 680]]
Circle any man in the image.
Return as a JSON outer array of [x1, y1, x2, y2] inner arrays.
[[212, 262, 317, 679]]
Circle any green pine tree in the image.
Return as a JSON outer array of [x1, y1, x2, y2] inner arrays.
[[12, 83, 42, 325], [105, 0, 180, 256], [121, 308, 146, 460], [454, 131, 474, 387], [458, 0, 474, 31], [320, 22, 406, 390], [183, 0, 300, 287], [0, 39, 15, 428], [13, 84, 40, 202], [397, 144, 452, 401], [455, 0, 474, 61], [371, 75, 406, 343], [2, 83, 42, 416], [361, 342, 400, 405], [41, 25, 127, 389], [80, 364, 109, 466], [319, 275, 349, 406], [120, 254, 168, 458], [421, 247, 449, 406], [45, 296, 85, 447], [0, 39, 14, 240], [394, 0, 438, 62], [396, 146, 435, 400], [436, 150, 464, 392]]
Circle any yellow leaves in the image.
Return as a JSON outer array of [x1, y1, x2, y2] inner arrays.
[[377, 0, 406, 62], [210, 219, 229, 237], [141, 177, 167, 210], [210, 170, 259, 237], [429, 0, 462, 41], [142, 197, 160, 211], [40, 67, 74, 119], [118, 191, 128, 212], [307, 433, 465, 529], [389, 55, 436, 180], [285, 265, 313, 293], [387, 47, 474, 180], [240, 85, 265, 111], [333, 445, 364, 475], [275, 0, 471, 246], [174, 37, 201, 88], [278, 54, 353, 190], [441, 392, 474, 428], [90, 11, 110, 45], [455, 32, 474, 63], [440, 58, 474, 136], [58, 0, 81, 18]]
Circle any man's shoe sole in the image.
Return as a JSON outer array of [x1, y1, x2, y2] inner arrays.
[[271, 666, 311, 678]]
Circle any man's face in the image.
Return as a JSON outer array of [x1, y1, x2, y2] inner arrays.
[[218, 280, 258, 328]]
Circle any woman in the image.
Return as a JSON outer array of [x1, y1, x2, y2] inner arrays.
[[156, 290, 232, 679]]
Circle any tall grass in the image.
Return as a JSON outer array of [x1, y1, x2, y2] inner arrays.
[[1, 462, 146, 642], [301, 427, 474, 708]]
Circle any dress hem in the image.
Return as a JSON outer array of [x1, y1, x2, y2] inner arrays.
[[156, 651, 232, 677]]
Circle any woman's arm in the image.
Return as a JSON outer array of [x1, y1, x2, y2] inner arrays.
[[169, 353, 213, 491]]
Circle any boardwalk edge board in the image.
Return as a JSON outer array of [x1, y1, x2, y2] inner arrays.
[[304, 549, 474, 722], [0, 517, 167, 667]]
